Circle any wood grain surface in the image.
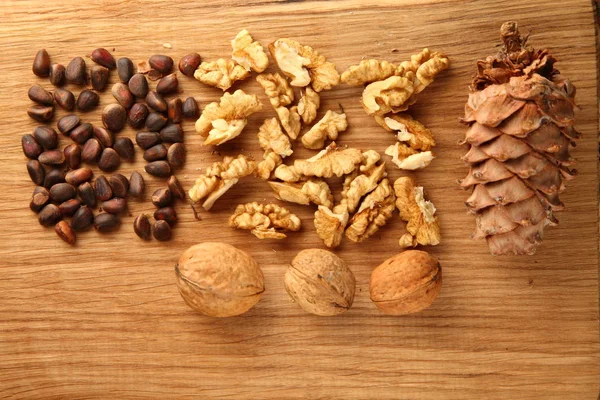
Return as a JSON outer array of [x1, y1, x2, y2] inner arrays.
[[0, 1, 598, 399]]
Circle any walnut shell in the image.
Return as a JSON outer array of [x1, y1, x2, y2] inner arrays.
[[284, 249, 355, 316], [370, 250, 441, 315], [174, 242, 265, 317]]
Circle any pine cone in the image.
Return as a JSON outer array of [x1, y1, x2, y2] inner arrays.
[[460, 22, 579, 255]]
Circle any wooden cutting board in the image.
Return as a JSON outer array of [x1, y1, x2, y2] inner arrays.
[[0, 0, 598, 398]]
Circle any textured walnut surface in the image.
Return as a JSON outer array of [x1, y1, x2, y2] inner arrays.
[[1, 1, 598, 398]]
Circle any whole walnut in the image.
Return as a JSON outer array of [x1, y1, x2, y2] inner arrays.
[[284, 249, 355, 316], [370, 250, 441, 315], [174, 242, 265, 317]]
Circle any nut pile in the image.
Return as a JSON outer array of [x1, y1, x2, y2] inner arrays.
[[184, 31, 448, 251], [25, 48, 201, 244]]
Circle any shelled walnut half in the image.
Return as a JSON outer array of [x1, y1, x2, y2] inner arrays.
[[301, 110, 348, 150], [231, 29, 269, 73], [268, 38, 340, 92], [334, 162, 386, 215], [297, 86, 320, 124], [194, 58, 250, 91], [189, 155, 257, 211], [375, 113, 435, 151], [256, 73, 302, 139], [268, 179, 334, 209], [314, 206, 349, 248], [195, 90, 262, 146], [229, 202, 301, 239], [341, 59, 398, 86], [255, 118, 293, 180], [345, 178, 396, 243], [274, 142, 364, 182], [394, 176, 440, 248], [379, 113, 436, 170], [257, 117, 293, 157], [352, 49, 449, 116]]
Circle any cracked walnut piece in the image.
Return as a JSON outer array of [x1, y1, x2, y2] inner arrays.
[[255, 71, 302, 140], [301, 110, 348, 150], [189, 155, 257, 210], [273, 142, 364, 182], [361, 49, 449, 115], [231, 29, 269, 73], [205, 154, 257, 180], [297, 86, 320, 124], [268, 38, 340, 92], [257, 118, 293, 157], [276, 105, 302, 140], [273, 164, 303, 182], [399, 48, 450, 94], [360, 149, 381, 172], [229, 202, 301, 239], [385, 143, 434, 170], [375, 113, 435, 151], [294, 142, 363, 178], [256, 150, 282, 180], [195, 90, 262, 145], [256, 73, 294, 108], [333, 162, 387, 215], [345, 178, 396, 243], [314, 206, 349, 248], [341, 59, 398, 86], [362, 75, 415, 116], [194, 58, 250, 91], [394, 176, 440, 248], [268, 180, 334, 209]]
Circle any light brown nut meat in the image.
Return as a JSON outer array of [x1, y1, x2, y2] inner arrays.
[[268, 179, 334, 209], [375, 113, 436, 151], [257, 117, 293, 157], [361, 49, 449, 115], [256, 73, 294, 108], [273, 164, 303, 182], [194, 58, 250, 91], [231, 29, 269, 73], [345, 178, 396, 243], [385, 143, 434, 170], [294, 142, 363, 178], [360, 149, 381, 172], [399, 48, 450, 94], [276, 106, 302, 140], [314, 205, 349, 248], [310, 60, 340, 93], [204, 118, 248, 146], [362, 75, 415, 116], [189, 175, 219, 202], [195, 90, 262, 144], [297, 86, 320, 124], [205, 154, 257, 180], [268, 38, 340, 91], [229, 202, 301, 239], [189, 155, 257, 210], [341, 59, 398, 86], [301, 110, 348, 150], [333, 162, 386, 214], [256, 150, 283, 180], [394, 176, 440, 248], [202, 179, 238, 211]]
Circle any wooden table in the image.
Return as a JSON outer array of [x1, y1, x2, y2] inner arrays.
[[0, 1, 598, 398]]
